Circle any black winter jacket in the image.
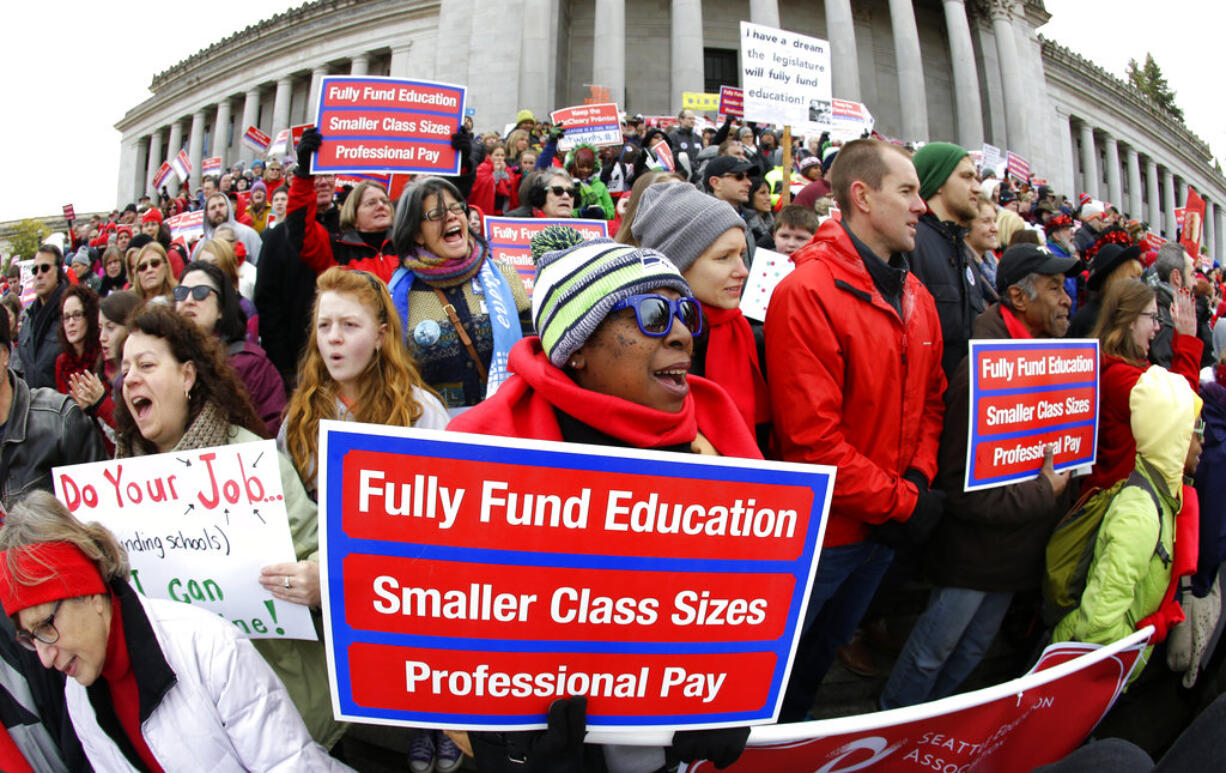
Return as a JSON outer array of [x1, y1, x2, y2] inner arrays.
[[905, 212, 987, 380]]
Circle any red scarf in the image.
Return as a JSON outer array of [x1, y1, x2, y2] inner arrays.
[[101, 595, 166, 773], [449, 338, 762, 459], [1000, 304, 1034, 339], [702, 307, 770, 431]]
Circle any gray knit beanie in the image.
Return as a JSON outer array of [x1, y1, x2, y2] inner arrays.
[[631, 182, 746, 273]]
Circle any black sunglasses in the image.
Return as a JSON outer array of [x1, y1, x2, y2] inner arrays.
[[33, 263, 55, 275], [721, 172, 749, 182], [547, 185, 580, 199], [173, 285, 218, 302]]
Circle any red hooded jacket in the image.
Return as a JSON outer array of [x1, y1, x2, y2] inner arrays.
[[766, 219, 946, 547]]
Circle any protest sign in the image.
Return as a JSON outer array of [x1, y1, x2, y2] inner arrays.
[[62, 204, 75, 221], [319, 422, 833, 731], [965, 339, 1099, 492], [484, 216, 608, 293], [242, 125, 271, 155], [827, 99, 875, 141], [311, 76, 466, 175], [649, 138, 675, 172], [583, 85, 611, 105], [16, 259, 36, 308], [682, 92, 720, 113], [718, 86, 744, 117], [679, 628, 1149, 772], [739, 249, 793, 322], [550, 102, 623, 151], [1006, 151, 1030, 182], [1180, 186, 1206, 268], [170, 150, 191, 182], [1142, 231, 1167, 252], [335, 172, 392, 190], [291, 123, 313, 149], [739, 21, 831, 136], [165, 210, 204, 244], [202, 156, 222, 178], [980, 143, 1005, 177], [152, 162, 173, 190], [267, 129, 292, 159], [52, 441, 316, 640]]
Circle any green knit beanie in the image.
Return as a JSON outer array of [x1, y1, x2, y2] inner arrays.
[[912, 142, 969, 201]]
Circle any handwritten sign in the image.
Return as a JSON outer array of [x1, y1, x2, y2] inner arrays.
[[311, 75, 465, 175], [52, 441, 316, 640], [718, 86, 744, 118], [165, 210, 205, 245], [319, 423, 833, 731], [242, 125, 271, 155], [966, 340, 1099, 492], [550, 102, 623, 151], [739, 249, 793, 323], [483, 216, 608, 293], [739, 21, 831, 134]]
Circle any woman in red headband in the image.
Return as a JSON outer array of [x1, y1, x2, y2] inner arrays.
[[0, 491, 349, 771]]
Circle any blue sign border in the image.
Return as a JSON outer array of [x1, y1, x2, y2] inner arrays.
[[966, 339, 1100, 491], [320, 423, 831, 730]]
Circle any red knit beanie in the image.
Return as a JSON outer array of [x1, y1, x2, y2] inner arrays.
[[141, 208, 164, 225], [0, 542, 107, 617]]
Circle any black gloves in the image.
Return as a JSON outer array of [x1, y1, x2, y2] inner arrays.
[[578, 205, 605, 219], [470, 697, 587, 773], [870, 470, 945, 549], [295, 127, 322, 176], [669, 726, 750, 770], [450, 128, 473, 157]]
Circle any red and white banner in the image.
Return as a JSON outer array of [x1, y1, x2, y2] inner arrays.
[[1180, 187, 1207, 268], [650, 139, 675, 172], [335, 173, 392, 190], [166, 210, 204, 245], [551, 102, 623, 151], [1005, 151, 1030, 182], [202, 156, 223, 178], [242, 125, 271, 155], [673, 628, 1150, 772], [1142, 231, 1167, 252], [718, 86, 744, 118], [152, 162, 173, 190], [170, 149, 192, 182], [62, 204, 75, 221], [268, 129, 292, 159]]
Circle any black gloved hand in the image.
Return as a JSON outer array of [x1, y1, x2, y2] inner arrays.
[[295, 127, 322, 176], [669, 726, 750, 770], [450, 128, 473, 156], [578, 205, 605, 219], [470, 697, 587, 773], [903, 468, 929, 496], [870, 487, 945, 549]]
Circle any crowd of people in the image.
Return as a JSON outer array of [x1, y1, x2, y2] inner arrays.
[[0, 100, 1223, 773]]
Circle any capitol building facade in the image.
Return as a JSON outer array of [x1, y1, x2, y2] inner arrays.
[[115, 0, 1226, 263]]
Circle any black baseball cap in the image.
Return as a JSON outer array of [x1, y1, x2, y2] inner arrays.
[[706, 156, 755, 181], [995, 243, 1080, 296]]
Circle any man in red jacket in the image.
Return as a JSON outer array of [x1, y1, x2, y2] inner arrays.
[[767, 139, 948, 721]]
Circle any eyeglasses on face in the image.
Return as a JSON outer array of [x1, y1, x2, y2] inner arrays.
[[721, 172, 749, 182], [62, 311, 86, 322], [15, 600, 63, 651], [137, 259, 163, 273], [1140, 311, 1160, 325], [33, 263, 55, 275], [173, 285, 218, 302], [424, 202, 468, 222], [547, 185, 580, 199], [610, 294, 704, 338]]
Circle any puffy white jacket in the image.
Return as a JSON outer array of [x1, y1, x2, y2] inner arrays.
[[64, 594, 350, 772]]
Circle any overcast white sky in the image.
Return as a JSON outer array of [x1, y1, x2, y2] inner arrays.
[[2, 0, 1223, 221]]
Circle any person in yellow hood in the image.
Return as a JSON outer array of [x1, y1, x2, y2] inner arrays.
[[1053, 366, 1204, 675]]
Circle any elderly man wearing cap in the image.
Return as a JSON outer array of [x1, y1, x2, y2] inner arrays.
[[906, 141, 988, 380], [880, 243, 1077, 709]]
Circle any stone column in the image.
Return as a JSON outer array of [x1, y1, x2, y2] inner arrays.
[[308, 66, 329, 117], [116, 137, 142, 208], [1217, 205, 1226, 265], [1126, 146, 1142, 219], [1054, 109, 1076, 201], [593, 0, 626, 108], [887, 0, 929, 141], [1103, 134, 1122, 208], [389, 44, 413, 78], [144, 129, 164, 198], [824, 0, 861, 101], [350, 54, 370, 76], [1206, 200, 1216, 265], [749, 0, 779, 28], [166, 120, 184, 163], [272, 76, 293, 139], [1078, 122, 1098, 199], [670, 0, 704, 114], [1145, 157, 1160, 230], [1177, 178, 1188, 210], [212, 99, 232, 161], [239, 88, 261, 162], [1162, 168, 1177, 238], [188, 110, 206, 187], [989, 0, 1026, 158], [518, 0, 551, 117], [942, 0, 984, 148]]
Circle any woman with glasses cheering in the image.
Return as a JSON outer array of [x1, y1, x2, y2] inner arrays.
[[389, 176, 530, 414], [0, 491, 351, 771], [175, 261, 286, 434], [448, 227, 754, 771]]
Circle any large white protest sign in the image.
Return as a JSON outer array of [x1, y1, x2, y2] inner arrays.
[[739, 21, 832, 136], [53, 440, 316, 640]]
